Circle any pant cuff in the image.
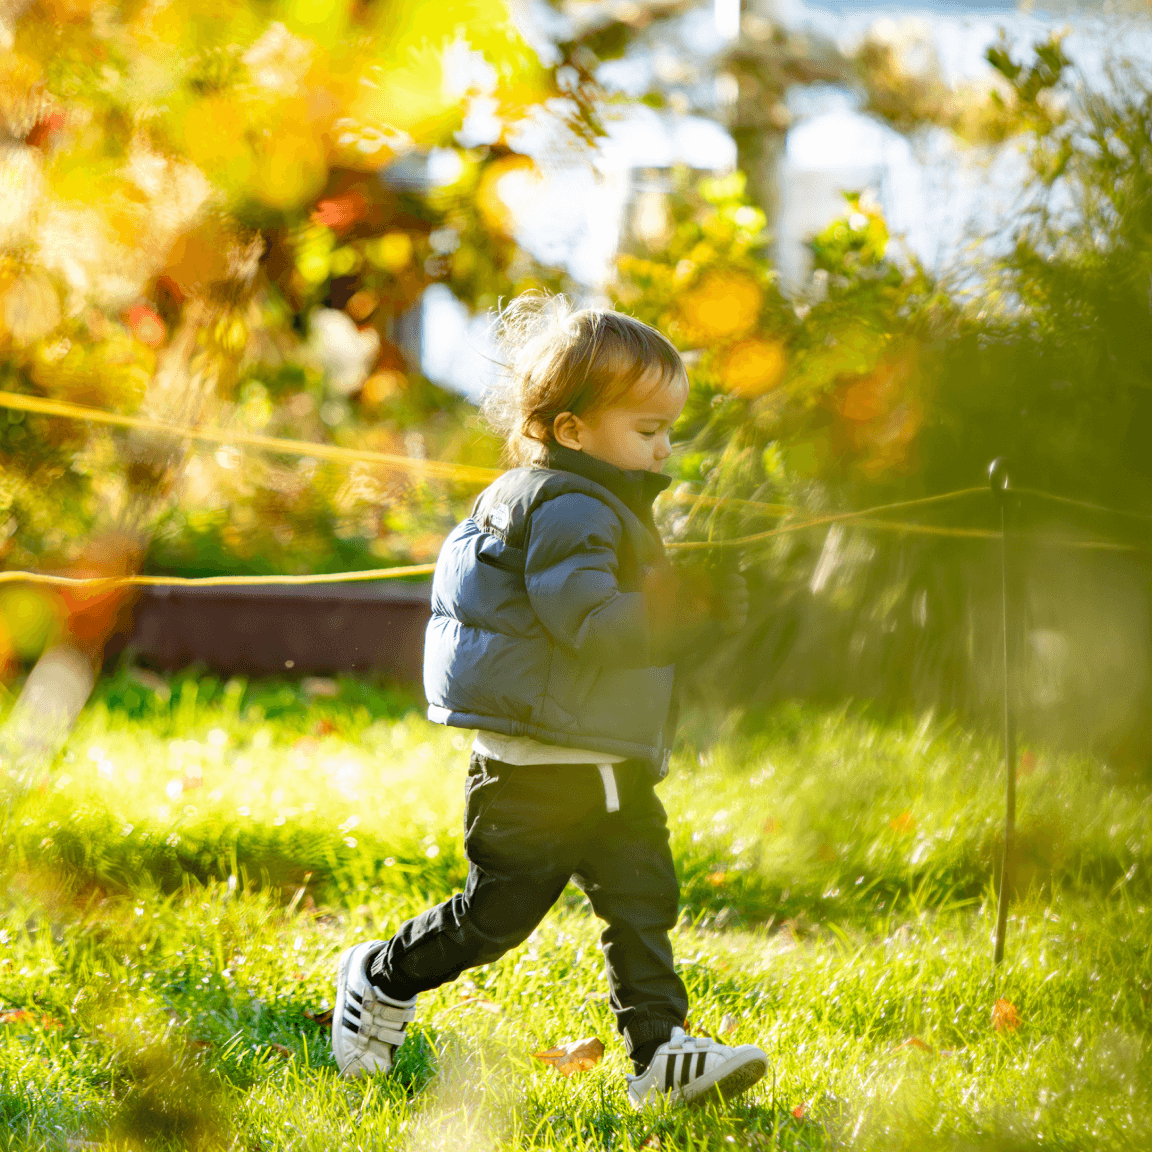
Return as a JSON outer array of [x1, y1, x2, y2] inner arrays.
[[623, 1014, 679, 1055]]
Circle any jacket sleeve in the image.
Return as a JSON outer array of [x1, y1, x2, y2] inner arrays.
[[523, 493, 654, 667]]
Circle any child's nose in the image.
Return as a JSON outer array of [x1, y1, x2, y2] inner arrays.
[[654, 433, 671, 459]]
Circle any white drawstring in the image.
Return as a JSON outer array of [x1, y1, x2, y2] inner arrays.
[[598, 764, 620, 813]]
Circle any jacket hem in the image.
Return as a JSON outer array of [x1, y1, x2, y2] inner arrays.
[[426, 705, 659, 765]]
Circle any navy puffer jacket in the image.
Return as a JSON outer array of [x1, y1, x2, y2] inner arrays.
[[424, 445, 676, 770]]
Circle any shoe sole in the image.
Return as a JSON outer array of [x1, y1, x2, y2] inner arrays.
[[630, 1053, 769, 1109], [683, 1056, 768, 1107], [332, 944, 356, 1076]]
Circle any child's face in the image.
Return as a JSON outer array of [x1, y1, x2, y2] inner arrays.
[[553, 371, 688, 473]]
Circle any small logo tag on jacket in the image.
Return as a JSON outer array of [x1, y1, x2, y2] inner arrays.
[[490, 503, 511, 531]]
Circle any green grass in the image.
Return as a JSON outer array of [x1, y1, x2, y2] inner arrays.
[[0, 670, 1150, 1150]]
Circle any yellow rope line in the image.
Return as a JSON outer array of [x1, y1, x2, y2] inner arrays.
[[0, 391, 501, 485], [665, 488, 988, 551], [0, 563, 437, 590], [1014, 487, 1152, 523], [2, 390, 1144, 567]]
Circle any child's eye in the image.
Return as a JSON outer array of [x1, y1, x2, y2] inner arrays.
[[638, 429, 658, 438]]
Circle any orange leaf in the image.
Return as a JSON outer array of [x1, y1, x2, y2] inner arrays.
[[792, 1102, 810, 1119], [457, 996, 501, 1015], [894, 1036, 934, 1053], [761, 817, 780, 835], [705, 871, 727, 887], [304, 1007, 333, 1026], [1019, 750, 1037, 778], [268, 1043, 292, 1059], [889, 812, 916, 834], [992, 998, 1021, 1033], [532, 1036, 605, 1077]]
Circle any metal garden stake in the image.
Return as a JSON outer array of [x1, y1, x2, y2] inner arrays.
[[989, 457, 1017, 967]]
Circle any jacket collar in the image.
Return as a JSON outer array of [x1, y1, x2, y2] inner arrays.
[[545, 443, 671, 528]]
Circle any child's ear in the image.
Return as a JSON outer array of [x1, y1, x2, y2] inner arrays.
[[553, 412, 584, 451]]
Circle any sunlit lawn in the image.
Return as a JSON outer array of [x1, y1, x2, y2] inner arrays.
[[1, 670, 1150, 1150]]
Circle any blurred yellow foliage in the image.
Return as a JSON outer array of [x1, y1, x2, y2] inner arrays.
[[679, 270, 763, 341], [29, 329, 153, 411], [720, 338, 788, 397], [1, 275, 61, 348], [251, 108, 328, 208], [182, 98, 255, 188], [0, 586, 60, 661]]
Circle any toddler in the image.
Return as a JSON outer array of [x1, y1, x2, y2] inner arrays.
[[331, 296, 767, 1107]]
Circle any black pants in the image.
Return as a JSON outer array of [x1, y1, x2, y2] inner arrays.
[[367, 753, 688, 1056]]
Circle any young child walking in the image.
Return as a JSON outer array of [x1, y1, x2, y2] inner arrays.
[[331, 296, 767, 1107]]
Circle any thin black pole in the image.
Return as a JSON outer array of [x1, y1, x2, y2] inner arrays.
[[989, 457, 1016, 967]]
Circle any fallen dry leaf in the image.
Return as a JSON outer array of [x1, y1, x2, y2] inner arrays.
[[720, 1013, 738, 1035], [889, 812, 916, 834], [705, 871, 727, 887], [461, 996, 501, 1014], [268, 1043, 293, 1059], [792, 1102, 810, 1119], [893, 1036, 934, 1054], [304, 1007, 333, 1026], [533, 1036, 605, 1077], [761, 817, 780, 835], [992, 998, 1021, 1033], [641, 1137, 661, 1149]]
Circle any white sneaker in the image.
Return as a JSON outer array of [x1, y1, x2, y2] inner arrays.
[[626, 1027, 768, 1108], [331, 941, 417, 1079]]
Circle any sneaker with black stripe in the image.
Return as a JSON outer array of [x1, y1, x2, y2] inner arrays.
[[331, 941, 417, 1079], [626, 1026, 768, 1108]]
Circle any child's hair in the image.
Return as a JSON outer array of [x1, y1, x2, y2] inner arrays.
[[483, 293, 686, 466]]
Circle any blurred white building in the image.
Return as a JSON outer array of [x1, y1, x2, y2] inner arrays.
[[421, 0, 1152, 391]]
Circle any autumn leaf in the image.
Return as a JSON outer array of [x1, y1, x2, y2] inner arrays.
[[792, 1102, 810, 1119], [304, 1007, 333, 1026], [457, 996, 501, 1015], [889, 812, 916, 834], [268, 1043, 293, 1059], [533, 1036, 605, 1077], [893, 1036, 934, 1053], [705, 871, 727, 887], [992, 998, 1021, 1032], [720, 1014, 738, 1035]]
